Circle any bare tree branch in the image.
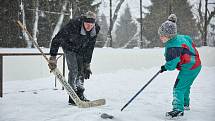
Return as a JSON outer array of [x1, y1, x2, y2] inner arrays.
[[207, 8, 215, 24], [198, 0, 204, 26], [197, 0, 204, 38], [107, 0, 125, 35], [27, 8, 70, 16], [105, 0, 125, 47]]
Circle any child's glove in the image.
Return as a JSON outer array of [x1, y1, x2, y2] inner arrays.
[[160, 65, 167, 73]]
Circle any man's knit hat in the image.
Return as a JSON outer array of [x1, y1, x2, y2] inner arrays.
[[83, 11, 96, 23], [158, 14, 177, 37]]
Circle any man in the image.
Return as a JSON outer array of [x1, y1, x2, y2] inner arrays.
[[158, 14, 201, 118], [48, 11, 100, 105]]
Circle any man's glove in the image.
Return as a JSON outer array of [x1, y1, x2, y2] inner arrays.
[[83, 63, 92, 79], [160, 65, 167, 73], [48, 56, 57, 70]]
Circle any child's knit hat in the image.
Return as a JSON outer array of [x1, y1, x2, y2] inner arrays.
[[158, 14, 177, 38]]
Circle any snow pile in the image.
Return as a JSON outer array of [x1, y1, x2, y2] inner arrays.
[[2, 47, 215, 81]]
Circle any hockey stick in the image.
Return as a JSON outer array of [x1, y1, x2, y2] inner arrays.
[[16, 20, 105, 108], [121, 70, 161, 111]]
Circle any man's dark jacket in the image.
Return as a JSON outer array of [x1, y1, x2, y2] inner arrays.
[[50, 17, 100, 64]]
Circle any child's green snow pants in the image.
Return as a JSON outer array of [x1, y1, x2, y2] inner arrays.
[[172, 66, 201, 111]]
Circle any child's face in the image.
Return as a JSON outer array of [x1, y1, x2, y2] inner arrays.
[[159, 36, 169, 43]]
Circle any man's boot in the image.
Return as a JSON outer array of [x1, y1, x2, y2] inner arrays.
[[76, 89, 89, 102]]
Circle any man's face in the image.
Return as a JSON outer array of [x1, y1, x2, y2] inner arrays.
[[84, 22, 95, 31]]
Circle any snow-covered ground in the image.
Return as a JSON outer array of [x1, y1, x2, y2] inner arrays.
[[0, 47, 215, 121]]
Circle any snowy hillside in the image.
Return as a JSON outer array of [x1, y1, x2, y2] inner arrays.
[[0, 47, 215, 121]]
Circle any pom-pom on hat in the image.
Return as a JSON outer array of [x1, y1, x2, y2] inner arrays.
[[168, 14, 177, 23], [158, 14, 177, 38]]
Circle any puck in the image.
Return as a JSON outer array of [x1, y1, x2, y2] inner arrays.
[[101, 113, 114, 119]]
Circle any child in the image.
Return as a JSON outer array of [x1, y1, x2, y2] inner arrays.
[[158, 14, 201, 118]]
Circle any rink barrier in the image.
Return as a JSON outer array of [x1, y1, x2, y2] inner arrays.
[[0, 52, 65, 97]]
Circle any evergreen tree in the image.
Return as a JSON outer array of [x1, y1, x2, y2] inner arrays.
[[142, 0, 167, 48], [172, 0, 200, 46], [114, 4, 137, 48], [96, 13, 108, 47], [72, 0, 100, 17], [0, 0, 26, 47], [143, 0, 199, 47], [18, 0, 99, 48], [0, 0, 100, 48], [37, 0, 71, 47], [40, 0, 100, 47]]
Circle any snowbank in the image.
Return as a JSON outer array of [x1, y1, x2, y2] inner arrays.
[[0, 47, 214, 81]]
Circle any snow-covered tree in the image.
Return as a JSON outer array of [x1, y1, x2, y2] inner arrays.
[[113, 4, 137, 48], [71, 0, 101, 17], [195, 0, 215, 46], [124, 19, 150, 48], [143, 0, 199, 47], [96, 13, 108, 47]]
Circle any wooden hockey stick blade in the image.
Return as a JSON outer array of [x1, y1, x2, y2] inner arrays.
[[78, 99, 106, 108]]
